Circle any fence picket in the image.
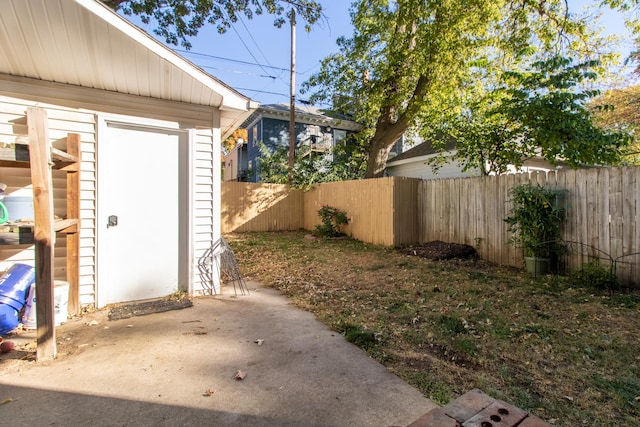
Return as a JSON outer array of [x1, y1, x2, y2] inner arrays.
[[222, 166, 640, 287]]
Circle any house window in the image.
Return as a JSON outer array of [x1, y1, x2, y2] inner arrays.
[[334, 129, 347, 146]]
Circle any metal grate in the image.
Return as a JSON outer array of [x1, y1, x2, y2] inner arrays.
[[198, 237, 249, 296]]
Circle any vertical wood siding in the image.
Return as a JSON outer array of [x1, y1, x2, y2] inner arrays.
[[303, 178, 396, 246], [417, 167, 640, 286], [222, 167, 639, 286], [221, 182, 304, 233], [221, 178, 419, 247]]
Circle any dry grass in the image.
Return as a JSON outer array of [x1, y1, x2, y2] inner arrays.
[[227, 231, 640, 426]]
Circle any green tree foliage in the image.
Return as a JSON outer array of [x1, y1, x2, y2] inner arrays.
[[446, 57, 631, 174], [589, 85, 640, 165], [256, 140, 366, 189], [303, 0, 617, 178], [104, 0, 322, 48]]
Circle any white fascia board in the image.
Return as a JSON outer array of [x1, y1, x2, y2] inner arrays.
[[75, 0, 252, 111], [259, 109, 361, 131], [386, 150, 458, 167]]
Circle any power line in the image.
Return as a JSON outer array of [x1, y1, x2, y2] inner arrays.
[[174, 48, 313, 75], [197, 63, 276, 79], [235, 87, 289, 97], [238, 15, 278, 73], [235, 15, 290, 88], [175, 49, 289, 72]]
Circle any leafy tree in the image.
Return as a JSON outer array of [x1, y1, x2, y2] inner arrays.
[[444, 57, 631, 174], [257, 139, 366, 189], [589, 84, 640, 164], [303, 0, 616, 178], [104, 0, 323, 48]]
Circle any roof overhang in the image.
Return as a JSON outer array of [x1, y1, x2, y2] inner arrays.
[[241, 104, 362, 132], [0, 0, 257, 137]]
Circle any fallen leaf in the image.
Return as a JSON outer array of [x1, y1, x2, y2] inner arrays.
[[203, 389, 216, 397], [563, 396, 574, 402], [255, 339, 264, 346], [0, 398, 14, 405], [235, 370, 247, 380], [86, 320, 99, 326]]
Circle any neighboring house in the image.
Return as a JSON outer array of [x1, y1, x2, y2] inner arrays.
[[0, 0, 257, 307], [224, 104, 362, 182], [385, 137, 567, 179], [223, 138, 250, 182]]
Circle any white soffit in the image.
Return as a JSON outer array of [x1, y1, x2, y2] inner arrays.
[[0, 0, 256, 132]]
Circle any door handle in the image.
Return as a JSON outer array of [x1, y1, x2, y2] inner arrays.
[[107, 215, 118, 228]]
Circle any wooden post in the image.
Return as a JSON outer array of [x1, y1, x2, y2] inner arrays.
[[66, 133, 81, 314], [288, 9, 296, 180], [27, 107, 56, 361]]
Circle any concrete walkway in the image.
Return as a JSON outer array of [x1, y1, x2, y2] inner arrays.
[[0, 282, 437, 426]]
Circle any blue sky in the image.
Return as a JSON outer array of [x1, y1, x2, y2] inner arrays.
[[123, 1, 635, 106]]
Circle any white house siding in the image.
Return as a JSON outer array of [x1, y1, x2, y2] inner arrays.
[[0, 94, 97, 306], [0, 77, 223, 305], [386, 156, 482, 180], [192, 126, 221, 295]]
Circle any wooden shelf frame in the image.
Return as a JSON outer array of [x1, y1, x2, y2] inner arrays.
[[0, 107, 80, 361]]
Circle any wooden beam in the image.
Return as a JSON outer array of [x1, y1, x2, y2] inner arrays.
[[53, 147, 79, 170], [0, 219, 78, 245], [27, 107, 56, 361], [0, 144, 78, 169], [66, 133, 81, 315]]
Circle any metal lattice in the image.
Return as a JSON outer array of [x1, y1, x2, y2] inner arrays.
[[198, 237, 249, 296]]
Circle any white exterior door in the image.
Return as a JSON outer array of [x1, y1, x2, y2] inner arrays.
[[98, 123, 187, 305]]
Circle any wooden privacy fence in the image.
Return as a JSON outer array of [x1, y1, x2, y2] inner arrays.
[[418, 166, 640, 285], [222, 177, 419, 246], [221, 181, 304, 233], [222, 166, 639, 285]]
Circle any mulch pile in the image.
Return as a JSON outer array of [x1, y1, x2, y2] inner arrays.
[[399, 240, 478, 261]]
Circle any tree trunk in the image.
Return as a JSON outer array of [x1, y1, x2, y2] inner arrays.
[[364, 122, 409, 178], [365, 141, 393, 178]]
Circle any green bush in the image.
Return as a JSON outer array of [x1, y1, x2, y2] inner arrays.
[[314, 205, 349, 237], [570, 261, 619, 292], [505, 184, 565, 258]]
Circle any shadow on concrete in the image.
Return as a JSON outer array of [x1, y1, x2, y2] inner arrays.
[[0, 384, 328, 427]]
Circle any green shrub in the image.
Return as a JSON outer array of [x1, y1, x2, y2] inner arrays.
[[505, 184, 565, 258], [314, 205, 349, 237], [570, 261, 619, 292]]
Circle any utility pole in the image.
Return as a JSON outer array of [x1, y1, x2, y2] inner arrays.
[[288, 9, 296, 181]]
